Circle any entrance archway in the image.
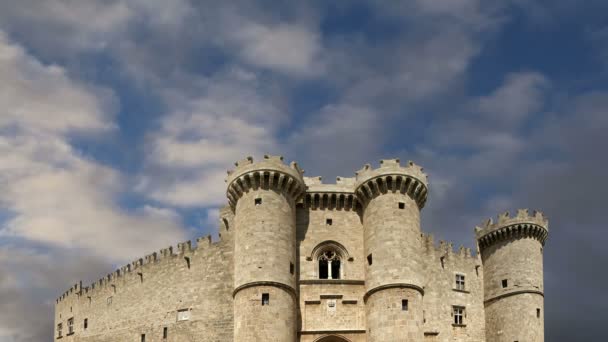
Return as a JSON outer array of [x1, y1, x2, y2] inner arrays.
[[313, 335, 351, 342]]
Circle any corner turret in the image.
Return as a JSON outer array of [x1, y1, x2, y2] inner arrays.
[[477, 209, 548, 342]]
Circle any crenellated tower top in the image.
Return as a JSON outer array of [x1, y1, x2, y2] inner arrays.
[[225, 155, 306, 208], [354, 158, 428, 208], [475, 209, 549, 252]]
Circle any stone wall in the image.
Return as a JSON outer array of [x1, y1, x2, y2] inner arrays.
[[421, 235, 485, 342], [54, 215, 234, 342]]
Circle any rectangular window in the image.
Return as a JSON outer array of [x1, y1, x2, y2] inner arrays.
[[367, 254, 373, 265], [141, 334, 146, 342], [177, 309, 190, 321], [262, 293, 270, 306], [537, 308, 541, 318], [453, 306, 465, 325], [255, 198, 262, 206], [67, 317, 74, 334], [401, 299, 408, 311], [84, 318, 88, 330], [163, 327, 168, 339], [398, 202, 405, 209], [326, 218, 333, 225], [290, 262, 294, 275], [455, 274, 465, 290], [57, 323, 62, 338], [502, 279, 508, 288]]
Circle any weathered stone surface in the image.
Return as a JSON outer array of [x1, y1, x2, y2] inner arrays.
[[54, 157, 548, 342]]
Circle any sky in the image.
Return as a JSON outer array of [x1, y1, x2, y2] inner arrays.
[[0, 0, 606, 341]]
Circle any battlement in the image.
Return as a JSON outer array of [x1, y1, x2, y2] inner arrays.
[[56, 230, 227, 304], [354, 159, 428, 208], [475, 209, 549, 251], [225, 155, 306, 208], [421, 233, 476, 260]]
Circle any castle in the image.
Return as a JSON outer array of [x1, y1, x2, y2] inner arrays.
[[54, 156, 549, 342]]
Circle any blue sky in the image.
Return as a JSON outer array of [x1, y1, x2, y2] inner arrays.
[[0, 1, 607, 341]]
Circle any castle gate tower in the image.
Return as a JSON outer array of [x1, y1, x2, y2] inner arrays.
[[477, 209, 549, 342], [355, 159, 428, 342], [226, 155, 306, 342]]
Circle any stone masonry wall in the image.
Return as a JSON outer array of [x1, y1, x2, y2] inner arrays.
[[54, 217, 234, 342], [421, 235, 485, 342]]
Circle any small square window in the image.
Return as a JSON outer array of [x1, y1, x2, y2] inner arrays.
[[453, 306, 465, 325], [367, 254, 373, 265], [255, 198, 262, 206], [262, 293, 270, 305], [326, 218, 333, 225], [401, 299, 408, 311], [398, 202, 405, 209], [177, 309, 190, 321], [502, 279, 508, 288], [455, 274, 465, 290]]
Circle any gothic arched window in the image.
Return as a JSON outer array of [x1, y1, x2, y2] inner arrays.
[[318, 250, 341, 279]]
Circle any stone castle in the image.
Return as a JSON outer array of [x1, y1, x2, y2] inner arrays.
[[55, 156, 549, 342]]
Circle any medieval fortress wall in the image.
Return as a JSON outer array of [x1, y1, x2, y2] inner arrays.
[[55, 156, 548, 342]]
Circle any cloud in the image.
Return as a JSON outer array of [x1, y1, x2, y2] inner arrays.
[[231, 21, 324, 76], [0, 33, 187, 261], [475, 72, 549, 125], [137, 67, 284, 207]]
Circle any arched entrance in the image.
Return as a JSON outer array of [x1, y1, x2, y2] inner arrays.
[[313, 335, 351, 342]]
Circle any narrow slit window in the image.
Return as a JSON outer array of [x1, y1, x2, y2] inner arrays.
[[402, 299, 408, 311], [141, 334, 146, 342], [138, 272, 143, 283], [84, 318, 88, 330], [290, 262, 294, 275], [502, 279, 508, 288], [254, 198, 262, 206], [163, 327, 168, 339], [398, 202, 405, 209], [537, 308, 541, 318], [57, 323, 62, 338], [185, 256, 191, 269], [326, 218, 333, 225], [262, 293, 269, 306], [67, 317, 74, 334], [367, 254, 373, 265]]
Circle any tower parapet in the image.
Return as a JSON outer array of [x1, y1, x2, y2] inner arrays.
[[476, 209, 548, 251], [226, 155, 305, 208], [478, 209, 548, 342], [354, 159, 428, 209]]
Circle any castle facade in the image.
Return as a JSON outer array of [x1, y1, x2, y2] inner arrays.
[[54, 156, 548, 342]]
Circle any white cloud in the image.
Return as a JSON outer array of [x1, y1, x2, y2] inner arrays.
[[0, 32, 187, 262], [137, 68, 283, 207], [231, 21, 324, 76]]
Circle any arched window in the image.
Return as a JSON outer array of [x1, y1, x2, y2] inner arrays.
[[318, 250, 341, 279]]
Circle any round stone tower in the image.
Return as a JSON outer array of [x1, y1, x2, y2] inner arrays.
[[355, 159, 428, 342], [226, 155, 305, 342], [476, 209, 549, 342]]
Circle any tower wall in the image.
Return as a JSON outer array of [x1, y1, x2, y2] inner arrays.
[[477, 210, 548, 342], [356, 159, 428, 342], [227, 155, 305, 342]]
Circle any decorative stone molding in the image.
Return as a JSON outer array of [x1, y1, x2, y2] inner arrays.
[[476, 209, 549, 251]]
